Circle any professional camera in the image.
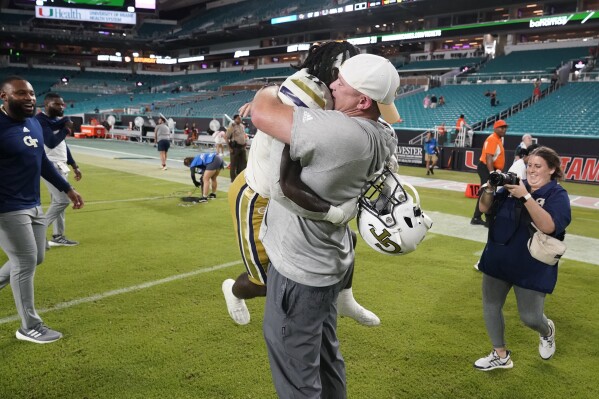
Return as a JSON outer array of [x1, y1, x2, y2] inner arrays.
[[489, 171, 520, 187]]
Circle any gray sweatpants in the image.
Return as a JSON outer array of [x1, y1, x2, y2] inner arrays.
[[482, 273, 551, 348], [0, 207, 46, 330], [42, 166, 70, 237], [263, 265, 352, 399]]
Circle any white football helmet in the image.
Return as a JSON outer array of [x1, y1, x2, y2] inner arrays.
[[278, 68, 334, 110], [357, 168, 433, 255]]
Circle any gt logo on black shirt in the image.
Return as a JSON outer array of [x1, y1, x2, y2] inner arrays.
[[23, 136, 38, 148]]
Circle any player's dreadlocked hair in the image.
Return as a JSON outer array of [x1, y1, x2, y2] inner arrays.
[[292, 41, 360, 86]]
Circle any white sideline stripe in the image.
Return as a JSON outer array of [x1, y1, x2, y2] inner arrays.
[[85, 196, 175, 205], [69, 145, 184, 165], [427, 211, 599, 266], [0, 261, 241, 325], [69, 145, 162, 161]]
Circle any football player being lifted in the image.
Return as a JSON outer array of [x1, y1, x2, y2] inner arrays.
[[224, 41, 384, 326]]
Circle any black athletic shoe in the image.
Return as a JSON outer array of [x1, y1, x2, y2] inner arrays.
[[49, 235, 79, 247], [470, 217, 485, 226]]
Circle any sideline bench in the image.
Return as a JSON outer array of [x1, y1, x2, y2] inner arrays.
[[105, 128, 142, 141], [193, 136, 216, 150]]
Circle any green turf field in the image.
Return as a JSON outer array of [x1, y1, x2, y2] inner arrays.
[[0, 158, 598, 398]]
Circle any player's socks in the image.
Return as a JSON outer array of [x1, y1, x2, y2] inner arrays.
[[337, 287, 380, 326], [222, 279, 250, 325]]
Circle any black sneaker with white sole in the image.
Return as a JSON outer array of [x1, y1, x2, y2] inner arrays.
[[16, 323, 63, 344], [48, 235, 79, 247], [208, 193, 217, 199]]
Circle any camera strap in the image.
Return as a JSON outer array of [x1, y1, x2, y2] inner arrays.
[[487, 193, 529, 246]]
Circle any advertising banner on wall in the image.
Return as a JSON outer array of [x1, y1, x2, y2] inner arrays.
[[396, 145, 424, 165], [454, 149, 599, 184], [35, 6, 137, 25]]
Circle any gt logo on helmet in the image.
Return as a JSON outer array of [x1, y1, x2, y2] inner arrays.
[[368, 225, 402, 254]]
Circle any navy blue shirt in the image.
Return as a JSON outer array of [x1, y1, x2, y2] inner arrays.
[[0, 112, 70, 213], [35, 113, 76, 165], [479, 180, 572, 293]]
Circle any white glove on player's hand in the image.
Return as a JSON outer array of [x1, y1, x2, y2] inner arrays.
[[323, 197, 359, 225]]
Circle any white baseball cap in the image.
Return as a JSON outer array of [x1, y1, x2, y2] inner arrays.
[[338, 54, 400, 123]]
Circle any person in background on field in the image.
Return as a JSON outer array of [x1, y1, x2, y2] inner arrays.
[[471, 120, 507, 226], [36, 92, 82, 247], [508, 144, 539, 179], [473, 146, 571, 371], [183, 153, 224, 203], [191, 122, 199, 141], [226, 114, 248, 182], [213, 127, 227, 156], [514, 134, 534, 162], [423, 131, 439, 175], [154, 116, 171, 170], [0, 76, 84, 344]]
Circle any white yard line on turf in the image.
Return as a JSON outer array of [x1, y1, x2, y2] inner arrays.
[[0, 261, 242, 325], [427, 210, 599, 266]]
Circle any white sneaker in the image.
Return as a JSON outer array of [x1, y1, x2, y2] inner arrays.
[[337, 288, 380, 326], [221, 279, 250, 325], [539, 319, 556, 360], [474, 350, 513, 371]]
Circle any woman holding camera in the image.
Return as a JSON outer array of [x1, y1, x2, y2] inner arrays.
[[473, 146, 571, 371]]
